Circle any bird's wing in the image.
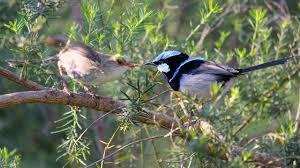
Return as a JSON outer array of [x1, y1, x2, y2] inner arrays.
[[169, 59, 238, 83], [68, 42, 104, 64], [192, 61, 239, 76], [65, 42, 118, 67], [47, 36, 111, 64]]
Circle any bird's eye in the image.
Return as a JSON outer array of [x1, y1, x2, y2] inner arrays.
[[116, 58, 125, 64]]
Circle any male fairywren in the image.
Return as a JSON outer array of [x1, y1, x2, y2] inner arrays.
[[146, 50, 293, 98]]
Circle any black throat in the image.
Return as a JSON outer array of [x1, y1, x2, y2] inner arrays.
[[161, 53, 189, 80]]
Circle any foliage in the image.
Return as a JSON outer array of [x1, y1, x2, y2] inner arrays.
[[0, 0, 299, 167], [0, 148, 21, 168]]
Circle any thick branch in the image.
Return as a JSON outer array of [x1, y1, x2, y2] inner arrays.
[[0, 89, 177, 130], [0, 67, 284, 167], [0, 90, 123, 112]]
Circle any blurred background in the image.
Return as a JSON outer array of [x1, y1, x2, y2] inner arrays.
[[0, 0, 299, 167]]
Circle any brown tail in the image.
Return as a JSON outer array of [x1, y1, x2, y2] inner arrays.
[[7, 56, 58, 68], [46, 35, 69, 48]]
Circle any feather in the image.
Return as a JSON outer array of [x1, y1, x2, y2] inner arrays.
[[152, 50, 181, 62]]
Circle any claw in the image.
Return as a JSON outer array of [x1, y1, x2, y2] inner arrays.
[[83, 85, 98, 99], [61, 80, 73, 96], [87, 91, 99, 99], [63, 87, 73, 96]]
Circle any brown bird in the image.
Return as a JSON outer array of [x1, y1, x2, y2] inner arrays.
[[46, 35, 137, 94]]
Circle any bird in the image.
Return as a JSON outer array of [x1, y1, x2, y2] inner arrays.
[[46, 35, 138, 94], [146, 50, 294, 98]]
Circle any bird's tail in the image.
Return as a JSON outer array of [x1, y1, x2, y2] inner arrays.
[[6, 56, 58, 68], [46, 35, 69, 48], [237, 56, 294, 74]]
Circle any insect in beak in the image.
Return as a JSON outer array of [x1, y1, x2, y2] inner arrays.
[[122, 61, 139, 68]]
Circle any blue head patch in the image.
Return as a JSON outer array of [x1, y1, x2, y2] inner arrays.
[[152, 50, 182, 63]]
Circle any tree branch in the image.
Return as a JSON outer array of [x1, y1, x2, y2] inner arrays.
[[0, 66, 284, 167]]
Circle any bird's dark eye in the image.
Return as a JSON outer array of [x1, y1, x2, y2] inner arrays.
[[116, 58, 125, 64]]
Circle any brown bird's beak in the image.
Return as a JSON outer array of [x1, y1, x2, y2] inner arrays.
[[122, 61, 139, 68]]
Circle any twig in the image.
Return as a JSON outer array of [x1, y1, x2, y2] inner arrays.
[[75, 110, 118, 145], [162, 153, 195, 163], [294, 88, 300, 133], [84, 134, 167, 168], [145, 127, 163, 168], [100, 126, 120, 168], [232, 114, 255, 136]]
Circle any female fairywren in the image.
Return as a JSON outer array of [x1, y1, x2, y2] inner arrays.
[[47, 36, 137, 93], [146, 50, 293, 98]]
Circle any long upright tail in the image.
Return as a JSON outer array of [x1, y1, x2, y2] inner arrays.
[[237, 56, 293, 74]]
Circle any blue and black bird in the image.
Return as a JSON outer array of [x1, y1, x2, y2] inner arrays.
[[146, 50, 293, 98]]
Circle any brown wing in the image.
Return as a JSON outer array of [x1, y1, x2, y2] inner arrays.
[[47, 35, 111, 64], [66, 41, 105, 64]]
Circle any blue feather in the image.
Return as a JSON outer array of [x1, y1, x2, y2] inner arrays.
[[152, 50, 181, 62], [169, 57, 206, 82]]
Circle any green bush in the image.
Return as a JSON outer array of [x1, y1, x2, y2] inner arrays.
[[0, 0, 299, 167]]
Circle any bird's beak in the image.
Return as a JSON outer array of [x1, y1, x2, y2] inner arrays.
[[122, 61, 139, 68], [144, 62, 155, 66]]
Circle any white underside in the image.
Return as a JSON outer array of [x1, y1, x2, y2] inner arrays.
[[179, 74, 233, 98]]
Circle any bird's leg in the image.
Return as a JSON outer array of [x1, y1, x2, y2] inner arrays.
[[83, 85, 98, 98], [58, 62, 72, 96]]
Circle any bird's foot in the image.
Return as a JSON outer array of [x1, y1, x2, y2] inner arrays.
[[63, 86, 73, 97], [82, 85, 98, 98], [86, 91, 99, 99], [61, 80, 73, 96]]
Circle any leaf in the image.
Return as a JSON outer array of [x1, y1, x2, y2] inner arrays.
[[99, 140, 108, 145], [210, 83, 222, 97], [32, 16, 46, 32]]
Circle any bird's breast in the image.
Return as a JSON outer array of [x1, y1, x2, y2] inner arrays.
[[178, 73, 224, 98]]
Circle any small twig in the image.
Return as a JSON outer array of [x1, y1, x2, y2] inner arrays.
[[294, 88, 300, 133], [74, 109, 119, 145], [146, 89, 171, 102], [100, 126, 120, 168], [233, 114, 255, 136], [145, 127, 163, 168], [191, 3, 233, 55], [163, 153, 195, 163], [84, 134, 167, 168]]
